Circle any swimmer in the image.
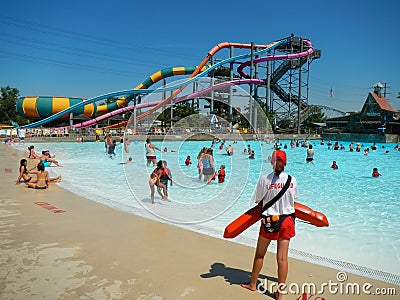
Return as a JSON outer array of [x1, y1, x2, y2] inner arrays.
[[217, 165, 226, 183], [145, 138, 161, 167], [372, 168, 382, 177], [248, 150, 255, 159], [105, 134, 112, 153], [197, 147, 207, 180], [148, 173, 158, 204], [331, 161, 338, 169], [306, 145, 314, 164], [124, 138, 130, 153], [118, 157, 133, 165], [42, 152, 61, 166], [185, 156, 192, 166], [150, 160, 170, 202], [158, 160, 172, 192], [201, 148, 215, 184], [108, 140, 120, 158], [333, 142, 339, 150], [226, 145, 233, 156]]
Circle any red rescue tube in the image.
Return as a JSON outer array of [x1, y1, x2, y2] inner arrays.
[[223, 202, 329, 239], [294, 202, 329, 227]]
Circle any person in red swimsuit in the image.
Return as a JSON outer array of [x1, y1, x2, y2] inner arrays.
[[372, 167, 381, 177], [217, 165, 226, 183]]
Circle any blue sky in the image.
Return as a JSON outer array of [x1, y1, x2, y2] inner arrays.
[[1, 0, 399, 113]]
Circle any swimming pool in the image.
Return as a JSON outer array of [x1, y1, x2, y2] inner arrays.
[[13, 138, 400, 284]]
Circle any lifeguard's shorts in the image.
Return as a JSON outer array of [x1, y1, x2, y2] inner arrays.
[[259, 216, 295, 240]]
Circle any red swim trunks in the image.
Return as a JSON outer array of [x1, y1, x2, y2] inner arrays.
[[146, 156, 156, 160], [259, 216, 295, 240]]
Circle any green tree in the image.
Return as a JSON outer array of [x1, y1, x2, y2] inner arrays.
[[0, 86, 26, 125], [303, 111, 327, 124], [156, 102, 200, 126]]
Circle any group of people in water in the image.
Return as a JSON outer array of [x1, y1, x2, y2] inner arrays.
[[146, 138, 233, 204], [148, 160, 172, 204], [298, 139, 385, 177], [16, 145, 62, 189]]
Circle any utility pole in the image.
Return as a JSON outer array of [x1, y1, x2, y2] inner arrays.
[[383, 82, 391, 99]]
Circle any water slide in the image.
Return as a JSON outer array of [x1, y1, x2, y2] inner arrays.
[[103, 39, 314, 130], [17, 66, 206, 121], [236, 39, 313, 78], [74, 39, 314, 130], [58, 78, 265, 130], [20, 37, 311, 129]]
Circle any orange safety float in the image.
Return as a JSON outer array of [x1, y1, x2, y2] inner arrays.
[[223, 201, 329, 239]]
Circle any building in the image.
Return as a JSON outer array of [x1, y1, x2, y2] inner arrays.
[[326, 83, 400, 134]]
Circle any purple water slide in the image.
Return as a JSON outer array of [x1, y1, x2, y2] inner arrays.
[[173, 78, 264, 104], [237, 40, 313, 78], [55, 79, 264, 130]]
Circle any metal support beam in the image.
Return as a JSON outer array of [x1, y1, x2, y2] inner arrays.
[[297, 39, 303, 134], [229, 46, 234, 130], [249, 42, 254, 128]]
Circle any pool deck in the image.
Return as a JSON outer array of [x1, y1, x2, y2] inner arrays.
[[0, 142, 398, 299]]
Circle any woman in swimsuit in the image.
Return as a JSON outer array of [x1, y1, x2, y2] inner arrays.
[[306, 145, 314, 164], [16, 159, 37, 184], [200, 148, 215, 184], [28, 146, 61, 166], [17, 159, 61, 185], [26, 162, 49, 189], [28, 145, 39, 159], [197, 147, 207, 180], [145, 138, 161, 167]]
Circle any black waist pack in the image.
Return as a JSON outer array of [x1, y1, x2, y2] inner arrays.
[[262, 213, 295, 233]]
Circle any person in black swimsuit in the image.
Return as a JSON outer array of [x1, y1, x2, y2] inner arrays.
[[16, 159, 35, 184]]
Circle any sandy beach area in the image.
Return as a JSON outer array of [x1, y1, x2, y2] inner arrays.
[[0, 142, 397, 299]]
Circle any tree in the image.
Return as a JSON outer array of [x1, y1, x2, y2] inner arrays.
[[156, 102, 200, 126], [0, 86, 26, 125], [303, 111, 327, 124]]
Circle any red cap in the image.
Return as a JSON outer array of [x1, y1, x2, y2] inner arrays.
[[271, 150, 287, 166]]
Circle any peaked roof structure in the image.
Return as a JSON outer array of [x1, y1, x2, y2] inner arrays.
[[369, 92, 398, 112]]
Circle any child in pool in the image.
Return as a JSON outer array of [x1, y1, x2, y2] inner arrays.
[[372, 168, 382, 177], [150, 161, 170, 203], [148, 173, 159, 204], [217, 165, 226, 183]]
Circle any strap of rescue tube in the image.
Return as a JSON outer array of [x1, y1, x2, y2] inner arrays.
[[260, 175, 292, 215]]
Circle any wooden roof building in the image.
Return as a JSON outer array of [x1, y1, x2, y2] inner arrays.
[[326, 84, 400, 134]]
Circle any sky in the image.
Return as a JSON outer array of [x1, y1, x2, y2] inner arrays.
[[1, 0, 400, 114]]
